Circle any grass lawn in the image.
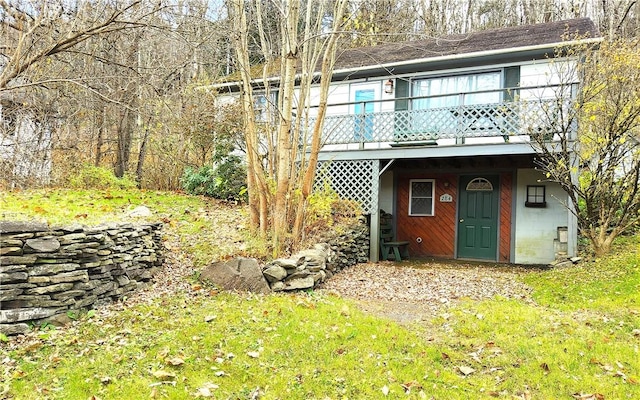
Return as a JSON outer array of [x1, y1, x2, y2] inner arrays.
[[1, 189, 639, 399]]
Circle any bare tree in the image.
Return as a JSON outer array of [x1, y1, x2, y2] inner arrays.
[[228, 0, 348, 254], [529, 38, 640, 256]]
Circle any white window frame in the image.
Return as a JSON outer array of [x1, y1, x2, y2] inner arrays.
[[409, 179, 435, 216]]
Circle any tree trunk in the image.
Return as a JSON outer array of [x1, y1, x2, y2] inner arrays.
[[95, 105, 106, 166], [135, 117, 152, 187], [115, 107, 133, 178]]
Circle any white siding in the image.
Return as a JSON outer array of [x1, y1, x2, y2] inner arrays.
[[519, 59, 576, 100], [379, 170, 394, 214], [513, 168, 570, 264]]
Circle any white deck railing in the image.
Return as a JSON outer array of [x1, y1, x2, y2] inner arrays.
[[308, 85, 574, 146]]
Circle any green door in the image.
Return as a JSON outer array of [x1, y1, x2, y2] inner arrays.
[[457, 175, 499, 260]]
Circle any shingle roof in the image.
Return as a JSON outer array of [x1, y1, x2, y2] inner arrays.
[[332, 18, 599, 71]]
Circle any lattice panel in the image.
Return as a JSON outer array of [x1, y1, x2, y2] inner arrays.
[[314, 160, 379, 214], [315, 99, 562, 144]]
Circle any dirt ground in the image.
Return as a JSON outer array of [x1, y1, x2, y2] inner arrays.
[[318, 260, 540, 324]]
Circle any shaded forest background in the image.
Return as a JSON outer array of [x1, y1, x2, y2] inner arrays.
[[1, 0, 639, 191]]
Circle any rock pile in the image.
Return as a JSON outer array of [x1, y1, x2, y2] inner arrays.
[[263, 218, 371, 291], [327, 218, 370, 272], [264, 243, 334, 291], [0, 221, 163, 335]]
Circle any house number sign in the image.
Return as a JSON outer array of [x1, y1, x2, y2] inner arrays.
[[439, 193, 453, 202]]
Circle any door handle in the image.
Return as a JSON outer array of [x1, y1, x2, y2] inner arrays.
[[459, 219, 464, 223]]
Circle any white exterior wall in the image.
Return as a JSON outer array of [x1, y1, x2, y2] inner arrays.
[[513, 168, 570, 264], [519, 59, 576, 100], [379, 170, 394, 214]]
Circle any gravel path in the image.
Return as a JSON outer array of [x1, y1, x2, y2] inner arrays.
[[319, 261, 537, 323]]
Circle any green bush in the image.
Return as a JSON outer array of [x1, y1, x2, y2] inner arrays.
[[68, 164, 137, 190], [181, 156, 247, 202]]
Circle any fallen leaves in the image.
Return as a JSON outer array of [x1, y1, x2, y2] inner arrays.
[[319, 263, 533, 321], [571, 393, 605, 400], [152, 370, 176, 381], [165, 357, 185, 366], [457, 365, 475, 376], [194, 383, 219, 398]]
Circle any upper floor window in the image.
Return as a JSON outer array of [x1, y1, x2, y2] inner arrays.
[[411, 71, 501, 109]]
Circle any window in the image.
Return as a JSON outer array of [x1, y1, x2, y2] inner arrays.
[[410, 71, 501, 133], [466, 177, 494, 191], [412, 71, 501, 109], [254, 92, 277, 123], [409, 179, 435, 216], [525, 185, 546, 207]]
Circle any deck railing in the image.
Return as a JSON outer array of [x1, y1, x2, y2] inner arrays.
[[308, 85, 575, 146]]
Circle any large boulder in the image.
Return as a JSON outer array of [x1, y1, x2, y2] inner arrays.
[[200, 258, 270, 294]]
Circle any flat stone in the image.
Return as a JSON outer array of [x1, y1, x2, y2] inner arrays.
[[62, 242, 100, 251], [37, 298, 75, 307], [51, 290, 87, 300], [33, 257, 73, 264], [93, 282, 115, 296], [58, 233, 87, 245], [75, 295, 97, 308], [271, 258, 300, 269], [0, 282, 36, 290], [285, 270, 311, 281], [262, 265, 288, 283], [312, 270, 326, 283], [0, 255, 37, 265], [0, 239, 24, 247], [27, 276, 52, 284], [0, 246, 23, 256], [0, 323, 30, 336], [0, 271, 28, 282], [200, 258, 270, 294], [0, 307, 58, 323], [0, 221, 48, 234], [73, 281, 97, 290], [2, 232, 35, 239], [49, 270, 89, 284], [25, 283, 74, 295], [270, 281, 286, 292], [30, 252, 76, 259], [0, 264, 27, 273], [550, 259, 573, 268], [116, 275, 130, 286], [128, 206, 152, 217], [55, 223, 84, 233], [28, 263, 80, 276], [0, 288, 23, 301], [24, 238, 61, 253], [83, 261, 103, 268], [283, 276, 315, 291]]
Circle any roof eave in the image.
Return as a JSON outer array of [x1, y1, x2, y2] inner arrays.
[[208, 36, 603, 92]]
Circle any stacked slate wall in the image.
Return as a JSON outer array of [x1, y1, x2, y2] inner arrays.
[[262, 218, 370, 291], [0, 221, 163, 335]]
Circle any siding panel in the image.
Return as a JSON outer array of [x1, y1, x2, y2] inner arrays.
[[499, 172, 513, 262], [396, 173, 457, 258]]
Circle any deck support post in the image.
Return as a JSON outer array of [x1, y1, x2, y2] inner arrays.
[[370, 209, 380, 262]]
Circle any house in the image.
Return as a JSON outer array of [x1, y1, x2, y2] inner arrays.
[[218, 18, 601, 265]]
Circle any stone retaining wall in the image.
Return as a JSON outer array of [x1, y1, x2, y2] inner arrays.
[[0, 221, 163, 335], [262, 218, 370, 291]]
